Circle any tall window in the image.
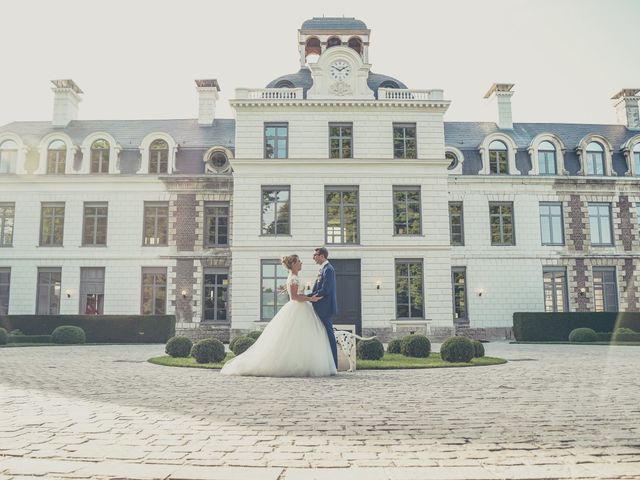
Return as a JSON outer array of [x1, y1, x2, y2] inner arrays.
[[329, 123, 353, 159], [451, 267, 468, 323], [90, 139, 110, 173], [264, 123, 288, 159], [633, 144, 640, 175], [260, 260, 288, 320], [143, 202, 168, 246], [586, 142, 605, 175], [80, 267, 105, 315], [543, 267, 568, 312], [393, 186, 421, 235], [46, 140, 67, 174], [325, 187, 358, 244], [36, 267, 61, 315], [0, 268, 9, 315], [0, 203, 15, 246], [261, 188, 290, 235], [82, 202, 108, 246], [40, 202, 65, 246], [588, 203, 613, 246], [205, 202, 229, 246], [539, 202, 564, 245], [393, 123, 417, 159], [593, 267, 618, 312], [449, 201, 464, 246], [395, 260, 424, 319], [538, 141, 556, 175], [0, 140, 17, 173], [489, 140, 508, 174], [203, 270, 228, 322], [149, 139, 169, 174], [489, 202, 515, 245], [141, 267, 166, 314]]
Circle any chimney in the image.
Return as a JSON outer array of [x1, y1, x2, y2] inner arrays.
[[195, 79, 220, 126], [484, 83, 515, 130], [611, 89, 640, 130], [51, 79, 83, 127]]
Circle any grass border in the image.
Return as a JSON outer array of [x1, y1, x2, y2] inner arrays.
[[511, 341, 640, 346]]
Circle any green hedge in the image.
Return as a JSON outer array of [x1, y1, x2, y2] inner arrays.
[[8, 334, 53, 344], [513, 312, 640, 341], [0, 315, 175, 343]]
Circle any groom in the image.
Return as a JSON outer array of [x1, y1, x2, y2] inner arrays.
[[308, 247, 339, 368]]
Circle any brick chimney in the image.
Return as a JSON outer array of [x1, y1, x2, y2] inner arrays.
[[611, 89, 640, 130], [195, 79, 220, 126], [484, 83, 515, 130], [51, 79, 82, 127]]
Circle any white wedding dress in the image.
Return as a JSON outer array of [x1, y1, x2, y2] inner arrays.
[[220, 274, 337, 377]]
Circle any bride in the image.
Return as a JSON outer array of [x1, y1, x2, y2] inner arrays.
[[220, 254, 337, 377]]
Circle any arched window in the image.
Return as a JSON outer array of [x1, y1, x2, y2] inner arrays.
[[274, 80, 295, 88], [446, 152, 458, 170], [586, 142, 605, 175], [149, 139, 168, 174], [538, 141, 556, 175], [0, 140, 18, 173], [305, 37, 321, 58], [47, 140, 67, 174], [633, 144, 640, 175], [348, 37, 362, 55], [90, 139, 110, 173], [327, 37, 342, 49], [489, 140, 508, 174]]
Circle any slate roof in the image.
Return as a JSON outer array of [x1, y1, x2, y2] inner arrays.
[[0, 119, 236, 149], [444, 122, 639, 150], [301, 17, 368, 31]]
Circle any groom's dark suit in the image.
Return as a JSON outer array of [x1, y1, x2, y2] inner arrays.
[[310, 262, 339, 368]]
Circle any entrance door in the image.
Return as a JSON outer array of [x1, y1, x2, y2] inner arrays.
[[331, 259, 362, 335]]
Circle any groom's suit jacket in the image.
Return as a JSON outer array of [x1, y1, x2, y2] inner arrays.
[[311, 262, 338, 319]]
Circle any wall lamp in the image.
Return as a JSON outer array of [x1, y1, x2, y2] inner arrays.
[[181, 289, 189, 299], [474, 288, 485, 297], [579, 287, 586, 297], [375, 280, 382, 290], [64, 289, 72, 298]]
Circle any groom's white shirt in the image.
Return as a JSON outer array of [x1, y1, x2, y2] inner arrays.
[[318, 260, 329, 273]]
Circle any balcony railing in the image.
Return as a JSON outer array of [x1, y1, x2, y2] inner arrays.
[[235, 88, 304, 100], [378, 88, 444, 101]]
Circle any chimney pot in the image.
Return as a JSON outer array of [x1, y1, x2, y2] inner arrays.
[[484, 83, 514, 130], [196, 79, 220, 126], [51, 79, 82, 127], [611, 88, 640, 130]]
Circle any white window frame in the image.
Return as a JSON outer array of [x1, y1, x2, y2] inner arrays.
[[80, 132, 121, 174], [0, 133, 28, 174], [138, 132, 177, 174], [37, 132, 76, 175], [527, 133, 566, 176], [576, 134, 614, 176], [621, 134, 640, 176], [478, 133, 519, 175], [445, 146, 464, 174]]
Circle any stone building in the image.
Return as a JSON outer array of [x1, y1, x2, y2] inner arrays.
[[1, 17, 639, 341]]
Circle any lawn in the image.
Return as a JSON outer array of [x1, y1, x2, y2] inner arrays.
[[148, 352, 506, 370]]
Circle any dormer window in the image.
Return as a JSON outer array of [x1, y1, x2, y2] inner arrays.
[[327, 37, 342, 49], [274, 80, 295, 89], [446, 152, 459, 170], [538, 141, 556, 175], [0, 140, 17, 173], [204, 146, 233, 174], [348, 37, 363, 55], [149, 139, 168, 174], [90, 139, 110, 174], [586, 142, 605, 175], [633, 144, 640, 175], [489, 140, 508, 174], [47, 140, 67, 174]]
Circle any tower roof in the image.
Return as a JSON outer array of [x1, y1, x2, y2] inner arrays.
[[300, 17, 368, 31]]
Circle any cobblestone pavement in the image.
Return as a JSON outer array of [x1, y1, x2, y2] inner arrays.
[[0, 342, 639, 479]]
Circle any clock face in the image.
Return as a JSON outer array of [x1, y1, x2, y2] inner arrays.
[[330, 60, 352, 81]]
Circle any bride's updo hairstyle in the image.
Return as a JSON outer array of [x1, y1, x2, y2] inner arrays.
[[280, 254, 299, 271]]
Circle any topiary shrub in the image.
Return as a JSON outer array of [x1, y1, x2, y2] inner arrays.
[[10, 329, 23, 336], [246, 330, 262, 340], [568, 327, 597, 343], [357, 338, 384, 360], [612, 327, 640, 343], [387, 338, 402, 354], [472, 340, 485, 358], [596, 332, 612, 342], [51, 325, 86, 345], [399, 335, 414, 355], [229, 336, 243, 351], [440, 336, 475, 363], [165, 336, 193, 357], [191, 338, 226, 364], [403, 334, 431, 358], [0, 327, 7, 345], [231, 336, 255, 355]]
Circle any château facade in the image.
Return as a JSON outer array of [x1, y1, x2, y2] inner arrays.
[[1, 17, 639, 341]]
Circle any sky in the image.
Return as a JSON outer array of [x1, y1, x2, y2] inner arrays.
[[1, 0, 639, 127]]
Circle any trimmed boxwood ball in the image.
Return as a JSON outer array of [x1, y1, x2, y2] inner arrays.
[[440, 336, 475, 363], [231, 336, 255, 355], [0, 327, 7, 345], [229, 336, 244, 351], [472, 340, 485, 358], [246, 330, 262, 340], [51, 325, 86, 345], [399, 335, 414, 355], [10, 329, 23, 336], [165, 336, 193, 357], [403, 334, 431, 358], [191, 338, 226, 364], [357, 338, 384, 360], [387, 338, 402, 354], [568, 327, 597, 343]]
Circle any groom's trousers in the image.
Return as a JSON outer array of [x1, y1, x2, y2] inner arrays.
[[319, 315, 338, 368]]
